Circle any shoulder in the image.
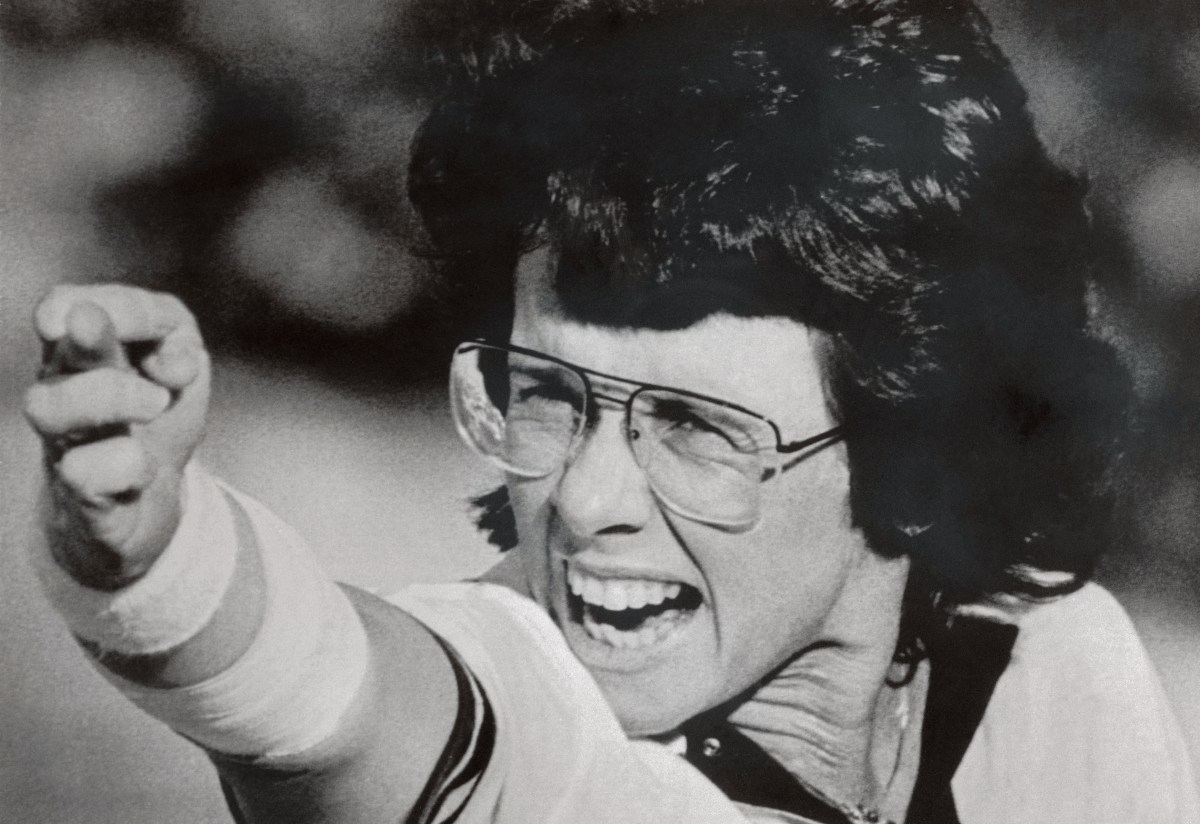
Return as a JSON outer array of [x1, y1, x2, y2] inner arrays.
[[952, 583, 1199, 823], [386, 582, 613, 822], [386, 582, 748, 824], [1007, 581, 1157, 696], [387, 581, 605, 708]]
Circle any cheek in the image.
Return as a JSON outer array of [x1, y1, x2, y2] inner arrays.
[[506, 478, 556, 597], [717, 520, 848, 633], [711, 460, 857, 657], [760, 450, 855, 556]]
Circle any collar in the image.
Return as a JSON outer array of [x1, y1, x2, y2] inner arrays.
[[681, 617, 1018, 824]]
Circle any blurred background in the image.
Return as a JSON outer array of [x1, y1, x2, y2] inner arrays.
[[2, 0, 1199, 820]]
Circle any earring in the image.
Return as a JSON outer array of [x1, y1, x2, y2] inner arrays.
[[894, 521, 932, 538]]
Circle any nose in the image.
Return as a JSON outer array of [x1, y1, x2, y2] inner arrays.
[[553, 410, 656, 540]]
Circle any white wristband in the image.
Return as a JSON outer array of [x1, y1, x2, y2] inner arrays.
[[108, 481, 370, 759], [31, 463, 238, 655]]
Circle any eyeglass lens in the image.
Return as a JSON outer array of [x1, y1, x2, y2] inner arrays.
[[450, 343, 768, 527]]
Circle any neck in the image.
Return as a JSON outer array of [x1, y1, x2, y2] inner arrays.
[[726, 551, 911, 809]]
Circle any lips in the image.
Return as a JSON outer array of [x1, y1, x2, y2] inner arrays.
[[565, 562, 702, 649]]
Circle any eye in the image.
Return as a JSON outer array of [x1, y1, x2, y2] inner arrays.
[[507, 373, 583, 425], [513, 381, 577, 406], [658, 401, 721, 432], [651, 398, 739, 448]]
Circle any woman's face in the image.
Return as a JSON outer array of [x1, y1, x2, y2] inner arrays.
[[505, 252, 877, 736]]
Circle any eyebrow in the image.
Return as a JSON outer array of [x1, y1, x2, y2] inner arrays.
[[509, 361, 573, 386], [587, 374, 641, 398]]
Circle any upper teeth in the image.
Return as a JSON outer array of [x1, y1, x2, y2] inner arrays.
[[568, 566, 683, 610]]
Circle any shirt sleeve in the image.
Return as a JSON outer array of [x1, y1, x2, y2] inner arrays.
[[953, 583, 1200, 824], [406, 633, 496, 824], [388, 583, 753, 824]]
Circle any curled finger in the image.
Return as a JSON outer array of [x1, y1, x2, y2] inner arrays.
[[25, 368, 172, 437], [140, 329, 208, 391], [35, 285, 196, 345], [56, 436, 153, 509]]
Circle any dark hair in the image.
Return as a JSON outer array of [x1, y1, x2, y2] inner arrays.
[[406, 0, 1130, 626]]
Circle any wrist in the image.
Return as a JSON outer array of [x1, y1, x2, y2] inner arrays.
[[109, 480, 370, 758], [44, 476, 183, 591], [32, 463, 238, 655]]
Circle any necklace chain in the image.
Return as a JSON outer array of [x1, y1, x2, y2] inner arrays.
[[842, 802, 897, 824], [838, 677, 910, 824]]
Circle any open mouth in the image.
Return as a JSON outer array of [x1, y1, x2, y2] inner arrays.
[[566, 562, 703, 649]]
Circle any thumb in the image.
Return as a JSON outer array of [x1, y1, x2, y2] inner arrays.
[[43, 301, 130, 376]]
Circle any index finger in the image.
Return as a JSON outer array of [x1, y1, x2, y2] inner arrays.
[[34, 285, 198, 344]]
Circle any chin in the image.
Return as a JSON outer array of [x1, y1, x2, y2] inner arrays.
[[610, 699, 690, 738], [594, 671, 713, 738]]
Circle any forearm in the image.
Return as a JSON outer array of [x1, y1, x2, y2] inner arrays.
[[33, 462, 457, 821], [32, 463, 370, 756], [50, 462, 267, 687]]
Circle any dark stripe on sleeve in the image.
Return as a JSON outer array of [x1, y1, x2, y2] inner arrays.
[[430, 678, 497, 824], [219, 776, 250, 824], [405, 632, 496, 824]]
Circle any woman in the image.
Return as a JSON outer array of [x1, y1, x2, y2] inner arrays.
[[404, 1, 1196, 818], [24, 0, 1197, 822]]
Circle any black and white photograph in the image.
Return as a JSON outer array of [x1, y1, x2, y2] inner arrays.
[[2, 0, 1200, 821]]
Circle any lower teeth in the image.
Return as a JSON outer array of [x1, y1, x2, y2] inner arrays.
[[581, 607, 690, 649]]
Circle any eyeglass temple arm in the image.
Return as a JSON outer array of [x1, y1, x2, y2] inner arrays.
[[777, 426, 844, 454]]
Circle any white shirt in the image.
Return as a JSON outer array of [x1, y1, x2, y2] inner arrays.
[[393, 581, 1199, 824], [955, 583, 1199, 823]]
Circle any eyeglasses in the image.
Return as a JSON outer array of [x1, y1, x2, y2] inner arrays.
[[449, 340, 843, 529]]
